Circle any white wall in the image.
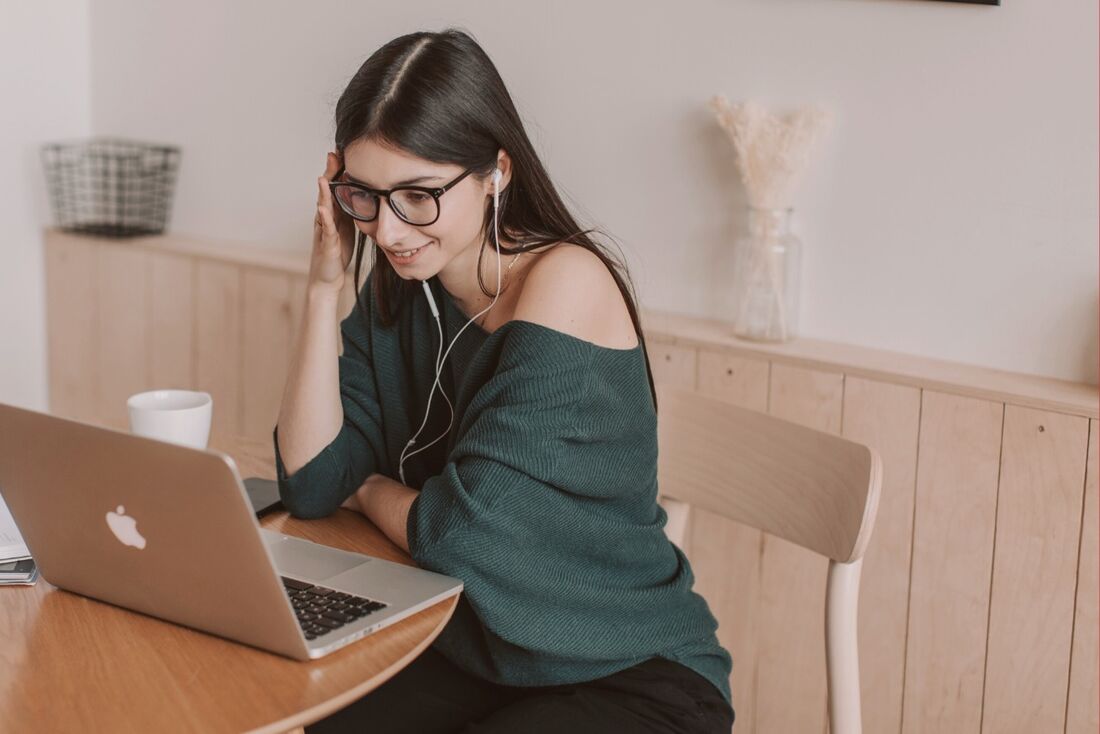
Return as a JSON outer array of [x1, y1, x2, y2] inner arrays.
[[0, 1, 92, 411], [3, 0, 1096, 412]]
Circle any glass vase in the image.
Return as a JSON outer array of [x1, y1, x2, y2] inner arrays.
[[731, 207, 802, 342]]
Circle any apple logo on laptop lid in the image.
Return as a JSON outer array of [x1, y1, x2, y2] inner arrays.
[[106, 505, 146, 550]]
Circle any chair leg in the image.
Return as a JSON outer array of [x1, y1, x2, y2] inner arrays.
[[659, 496, 691, 553], [826, 558, 864, 734]]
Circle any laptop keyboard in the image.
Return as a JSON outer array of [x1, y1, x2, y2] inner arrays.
[[281, 576, 389, 641]]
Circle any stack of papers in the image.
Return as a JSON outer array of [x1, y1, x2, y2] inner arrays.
[[0, 489, 37, 586]]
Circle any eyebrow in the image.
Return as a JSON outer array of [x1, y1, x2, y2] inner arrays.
[[342, 171, 441, 188]]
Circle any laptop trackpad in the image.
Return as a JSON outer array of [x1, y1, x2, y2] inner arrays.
[[268, 536, 367, 581]]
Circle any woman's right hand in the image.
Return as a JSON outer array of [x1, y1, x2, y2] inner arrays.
[[308, 151, 357, 297]]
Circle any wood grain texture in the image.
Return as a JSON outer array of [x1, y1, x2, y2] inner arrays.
[[658, 371, 881, 734], [121, 228, 309, 274], [45, 229, 1096, 419], [647, 341, 697, 390], [195, 260, 242, 438], [696, 348, 770, 407], [902, 391, 1003, 734], [843, 376, 921, 734], [96, 242, 150, 430], [658, 496, 693, 556], [981, 406, 1088, 732], [689, 348, 769, 732], [1066, 419, 1098, 733], [39, 229, 1100, 733], [0, 434, 459, 734], [242, 269, 293, 441], [148, 250, 194, 390], [641, 308, 1097, 419], [690, 509, 761, 732], [45, 234, 99, 423], [655, 384, 879, 563], [754, 363, 843, 734]]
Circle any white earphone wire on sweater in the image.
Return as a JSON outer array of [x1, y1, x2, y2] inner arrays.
[[398, 168, 505, 485]]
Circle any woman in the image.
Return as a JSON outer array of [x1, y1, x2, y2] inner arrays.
[[274, 28, 735, 734]]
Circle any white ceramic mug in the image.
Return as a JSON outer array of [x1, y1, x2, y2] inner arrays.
[[126, 389, 213, 450]]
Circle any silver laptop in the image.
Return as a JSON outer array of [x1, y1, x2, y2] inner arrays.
[[0, 402, 463, 660]]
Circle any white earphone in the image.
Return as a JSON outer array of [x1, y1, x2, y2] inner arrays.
[[398, 167, 504, 485]]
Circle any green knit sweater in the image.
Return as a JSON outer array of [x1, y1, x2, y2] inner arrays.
[[272, 272, 733, 707]]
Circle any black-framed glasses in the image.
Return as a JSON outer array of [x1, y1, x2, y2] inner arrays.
[[328, 167, 476, 226]]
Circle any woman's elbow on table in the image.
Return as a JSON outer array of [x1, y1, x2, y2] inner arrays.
[[277, 477, 346, 520]]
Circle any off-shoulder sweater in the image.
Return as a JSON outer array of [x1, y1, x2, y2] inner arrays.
[[272, 271, 733, 707]]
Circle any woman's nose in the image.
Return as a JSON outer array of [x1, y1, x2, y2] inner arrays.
[[372, 197, 411, 247]]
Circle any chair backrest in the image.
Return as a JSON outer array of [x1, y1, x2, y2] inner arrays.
[[655, 385, 882, 564]]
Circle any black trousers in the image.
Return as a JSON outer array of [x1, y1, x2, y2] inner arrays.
[[304, 645, 734, 734]]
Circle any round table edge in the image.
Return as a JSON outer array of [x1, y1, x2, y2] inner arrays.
[[248, 592, 459, 734]]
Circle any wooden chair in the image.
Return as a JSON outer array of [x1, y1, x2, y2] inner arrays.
[[655, 385, 883, 734]]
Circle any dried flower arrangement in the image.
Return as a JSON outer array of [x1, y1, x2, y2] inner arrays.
[[709, 96, 834, 340]]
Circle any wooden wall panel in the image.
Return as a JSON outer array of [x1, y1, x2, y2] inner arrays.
[[696, 349, 770, 408], [647, 341, 697, 390], [194, 261, 242, 439], [1066, 419, 1098, 733], [843, 376, 921, 734], [45, 236, 98, 423], [689, 347, 769, 732], [148, 251, 194, 390], [982, 406, 1089, 732], [755, 363, 843, 734], [902, 391, 1003, 734], [41, 231, 1100, 734], [690, 509, 761, 732], [241, 270, 292, 441], [96, 242, 149, 430]]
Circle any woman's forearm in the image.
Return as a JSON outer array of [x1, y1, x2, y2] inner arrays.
[[276, 286, 344, 475], [354, 474, 417, 555]]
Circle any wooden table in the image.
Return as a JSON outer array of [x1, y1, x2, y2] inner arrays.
[[0, 433, 459, 733]]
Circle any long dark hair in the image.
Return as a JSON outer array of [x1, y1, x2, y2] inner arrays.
[[332, 27, 656, 408]]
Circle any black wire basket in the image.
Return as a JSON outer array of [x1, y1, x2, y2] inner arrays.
[[41, 137, 181, 238]]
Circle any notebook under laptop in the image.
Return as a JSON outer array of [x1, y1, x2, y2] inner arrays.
[[0, 401, 463, 660]]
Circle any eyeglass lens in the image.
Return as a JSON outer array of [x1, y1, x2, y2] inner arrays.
[[333, 186, 438, 225]]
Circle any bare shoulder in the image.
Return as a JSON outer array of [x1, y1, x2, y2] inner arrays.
[[513, 243, 639, 349]]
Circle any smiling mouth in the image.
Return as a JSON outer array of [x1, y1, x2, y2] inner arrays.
[[389, 243, 429, 260]]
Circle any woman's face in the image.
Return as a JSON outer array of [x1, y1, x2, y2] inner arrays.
[[340, 137, 495, 282]]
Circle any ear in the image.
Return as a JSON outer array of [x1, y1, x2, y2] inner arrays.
[[491, 148, 514, 194]]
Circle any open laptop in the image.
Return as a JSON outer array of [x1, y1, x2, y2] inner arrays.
[[0, 401, 463, 660]]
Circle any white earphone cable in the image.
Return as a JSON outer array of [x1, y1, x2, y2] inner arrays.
[[398, 168, 504, 485]]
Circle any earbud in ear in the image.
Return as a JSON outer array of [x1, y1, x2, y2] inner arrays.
[[492, 168, 502, 191]]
